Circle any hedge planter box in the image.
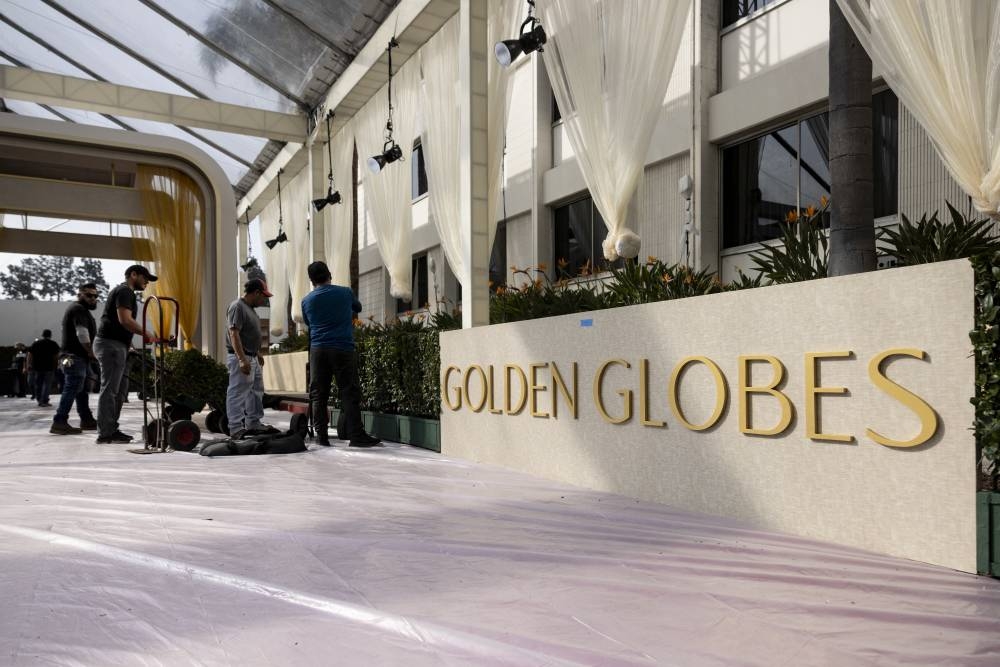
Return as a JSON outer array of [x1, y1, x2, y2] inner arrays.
[[978, 492, 1000, 577], [397, 415, 441, 453]]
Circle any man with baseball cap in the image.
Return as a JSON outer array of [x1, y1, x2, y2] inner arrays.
[[94, 264, 157, 444], [225, 278, 277, 439]]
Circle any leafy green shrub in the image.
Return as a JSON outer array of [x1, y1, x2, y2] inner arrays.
[[274, 330, 309, 353], [350, 319, 441, 418], [749, 204, 829, 283], [132, 348, 228, 412], [490, 267, 609, 324], [879, 202, 1000, 266], [604, 258, 724, 307], [971, 252, 1000, 490]]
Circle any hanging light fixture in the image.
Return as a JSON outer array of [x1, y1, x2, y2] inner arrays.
[[240, 211, 259, 271], [313, 110, 342, 211], [265, 169, 288, 249], [495, 0, 546, 68], [368, 37, 405, 174]]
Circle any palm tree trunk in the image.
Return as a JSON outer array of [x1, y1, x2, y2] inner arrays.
[[828, 0, 875, 276]]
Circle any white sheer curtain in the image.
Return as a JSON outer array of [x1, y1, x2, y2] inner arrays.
[[259, 196, 289, 337], [488, 0, 523, 251], [836, 0, 1000, 217], [324, 119, 356, 287], [286, 170, 312, 324], [538, 0, 692, 259], [354, 57, 420, 300], [420, 16, 464, 286]]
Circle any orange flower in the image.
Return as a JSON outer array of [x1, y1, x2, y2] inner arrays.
[[537, 262, 548, 271], [820, 195, 829, 207], [647, 255, 657, 264], [662, 273, 673, 284], [509, 265, 518, 272], [804, 205, 817, 218], [557, 258, 568, 270], [495, 286, 503, 295], [534, 278, 543, 288], [488, 280, 494, 288], [580, 259, 591, 276], [785, 210, 800, 223]]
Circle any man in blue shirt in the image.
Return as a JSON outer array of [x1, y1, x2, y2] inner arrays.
[[302, 261, 380, 448]]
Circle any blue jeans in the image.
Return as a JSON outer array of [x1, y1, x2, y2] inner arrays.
[[94, 338, 130, 438], [34, 370, 54, 405], [226, 354, 264, 434], [54, 356, 94, 424]]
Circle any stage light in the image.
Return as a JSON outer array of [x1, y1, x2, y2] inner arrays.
[[267, 168, 287, 251], [313, 110, 343, 211], [240, 257, 258, 272], [495, 1, 546, 67], [265, 231, 287, 249], [367, 141, 404, 174]]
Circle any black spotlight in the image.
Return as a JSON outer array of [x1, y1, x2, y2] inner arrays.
[[313, 188, 342, 211], [495, 2, 546, 67], [265, 231, 287, 249], [240, 257, 258, 272], [367, 140, 404, 174], [313, 110, 342, 212]]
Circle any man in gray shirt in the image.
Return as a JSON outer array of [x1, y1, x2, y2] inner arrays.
[[226, 278, 274, 439]]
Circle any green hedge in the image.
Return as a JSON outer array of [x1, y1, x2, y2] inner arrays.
[[352, 320, 441, 418], [971, 253, 1000, 490]]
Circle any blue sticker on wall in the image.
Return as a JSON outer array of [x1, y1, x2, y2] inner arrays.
[[580, 319, 593, 327]]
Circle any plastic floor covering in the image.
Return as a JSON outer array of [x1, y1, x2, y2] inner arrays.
[[1, 396, 999, 666]]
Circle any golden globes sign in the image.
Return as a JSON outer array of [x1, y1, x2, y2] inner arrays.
[[439, 261, 977, 572], [443, 348, 937, 448]]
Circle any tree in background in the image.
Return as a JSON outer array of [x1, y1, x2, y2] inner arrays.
[[0, 256, 109, 300]]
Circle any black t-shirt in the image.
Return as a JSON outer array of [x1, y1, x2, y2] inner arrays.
[[29, 338, 60, 372], [98, 283, 138, 344], [62, 301, 97, 358]]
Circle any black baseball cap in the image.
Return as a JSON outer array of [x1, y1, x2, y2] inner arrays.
[[307, 260, 332, 285], [245, 278, 274, 297], [125, 264, 158, 282]]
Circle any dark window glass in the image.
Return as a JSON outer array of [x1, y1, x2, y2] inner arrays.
[[489, 221, 507, 289], [411, 142, 428, 199], [397, 254, 429, 313], [551, 92, 562, 123], [722, 0, 783, 27], [873, 90, 898, 218], [722, 126, 798, 246], [553, 196, 619, 278], [722, 90, 898, 248]]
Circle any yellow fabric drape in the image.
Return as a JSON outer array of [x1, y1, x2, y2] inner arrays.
[[133, 166, 205, 348]]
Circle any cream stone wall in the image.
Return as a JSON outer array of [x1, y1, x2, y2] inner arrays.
[[262, 351, 308, 394], [440, 260, 977, 572]]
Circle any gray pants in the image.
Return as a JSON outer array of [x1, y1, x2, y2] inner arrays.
[[226, 353, 264, 434], [94, 337, 130, 438]]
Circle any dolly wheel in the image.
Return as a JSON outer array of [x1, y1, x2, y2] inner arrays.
[[290, 412, 308, 437], [144, 418, 169, 447], [168, 420, 201, 451], [205, 410, 222, 433]]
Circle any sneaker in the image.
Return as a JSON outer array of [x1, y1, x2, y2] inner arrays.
[[229, 428, 248, 440], [349, 433, 382, 448], [38, 402, 52, 407], [79, 419, 98, 431], [50, 422, 82, 435], [96, 431, 132, 444], [246, 424, 280, 435]]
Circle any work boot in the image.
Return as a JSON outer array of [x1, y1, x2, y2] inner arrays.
[[315, 429, 331, 447], [79, 418, 98, 431], [349, 433, 382, 448], [50, 422, 82, 435]]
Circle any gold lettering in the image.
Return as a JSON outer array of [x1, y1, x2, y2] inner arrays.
[[463, 365, 488, 412], [529, 363, 550, 418], [739, 355, 793, 436], [505, 364, 528, 415], [639, 358, 665, 427], [593, 359, 633, 424], [865, 348, 938, 448], [805, 351, 854, 442], [442, 365, 462, 411], [668, 356, 727, 431], [550, 362, 578, 419], [487, 365, 503, 414]]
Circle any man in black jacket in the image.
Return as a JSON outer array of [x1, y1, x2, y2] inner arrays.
[[51, 283, 100, 435], [27, 329, 60, 407]]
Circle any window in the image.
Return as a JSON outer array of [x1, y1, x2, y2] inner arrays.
[[397, 254, 429, 313], [551, 92, 562, 124], [489, 221, 507, 288], [722, 0, 784, 28], [411, 141, 428, 200], [553, 196, 621, 278], [722, 90, 899, 249]]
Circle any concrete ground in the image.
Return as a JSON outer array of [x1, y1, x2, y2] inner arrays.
[[1, 396, 999, 666]]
